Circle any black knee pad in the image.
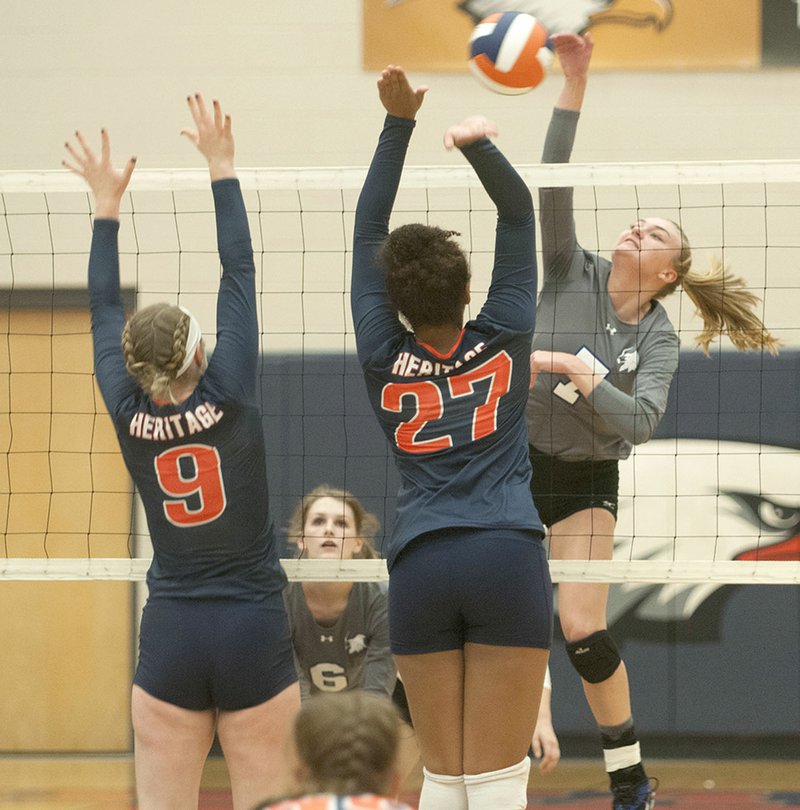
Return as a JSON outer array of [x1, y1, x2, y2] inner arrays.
[[565, 630, 621, 684]]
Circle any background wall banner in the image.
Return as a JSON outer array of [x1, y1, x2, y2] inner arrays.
[[363, 1, 763, 71]]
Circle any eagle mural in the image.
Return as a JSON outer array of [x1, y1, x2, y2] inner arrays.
[[457, 0, 674, 33], [607, 438, 800, 628]]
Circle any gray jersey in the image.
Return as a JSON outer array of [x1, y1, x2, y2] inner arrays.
[[526, 108, 680, 461], [283, 581, 396, 700]]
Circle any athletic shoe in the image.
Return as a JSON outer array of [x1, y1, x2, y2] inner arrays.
[[611, 777, 657, 810]]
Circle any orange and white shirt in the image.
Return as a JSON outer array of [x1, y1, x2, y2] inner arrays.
[[261, 793, 414, 810]]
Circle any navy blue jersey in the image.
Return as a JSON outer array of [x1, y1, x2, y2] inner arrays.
[[352, 115, 543, 569], [89, 178, 285, 599]]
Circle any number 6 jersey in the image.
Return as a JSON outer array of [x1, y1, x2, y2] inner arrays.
[[351, 115, 544, 570], [89, 178, 286, 600]]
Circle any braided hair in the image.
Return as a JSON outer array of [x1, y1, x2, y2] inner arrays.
[[121, 303, 192, 402], [293, 691, 401, 797]]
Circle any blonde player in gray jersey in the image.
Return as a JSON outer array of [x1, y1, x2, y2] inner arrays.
[[527, 32, 780, 810]]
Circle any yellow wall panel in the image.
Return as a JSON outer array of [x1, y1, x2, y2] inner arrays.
[[2, 305, 134, 752], [0, 581, 132, 751]]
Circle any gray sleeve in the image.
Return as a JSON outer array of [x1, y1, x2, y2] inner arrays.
[[587, 334, 679, 445], [361, 586, 397, 698], [539, 108, 583, 284], [293, 650, 312, 701]]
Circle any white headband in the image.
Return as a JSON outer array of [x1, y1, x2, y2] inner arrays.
[[177, 306, 203, 377]]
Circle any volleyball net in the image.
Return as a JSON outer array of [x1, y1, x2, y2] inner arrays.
[[1, 161, 798, 585]]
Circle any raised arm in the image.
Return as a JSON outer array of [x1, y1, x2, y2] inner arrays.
[[182, 94, 258, 402], [63, 129, 137, 414], [445, 118, 536, 333], [351, 66, 427, 365], [539, 33, 594, 282]]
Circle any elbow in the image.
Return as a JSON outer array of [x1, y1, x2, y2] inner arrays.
[[628, 416, 661, 446]]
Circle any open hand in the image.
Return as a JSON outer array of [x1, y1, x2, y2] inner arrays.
[[181, 94, 235, 180], [62, 129, 135, 219], [550, 32, 595, 82], [377, 65, 428, 120]]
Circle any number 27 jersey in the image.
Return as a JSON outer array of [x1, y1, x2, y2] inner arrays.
[[362, 319, 542, 570], [351, 118, 543, 570]]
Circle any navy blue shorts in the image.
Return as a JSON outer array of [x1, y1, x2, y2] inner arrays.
[[134, 593, 298, 711], [388, 528, 552, 655], [529, 446, 619, 527]]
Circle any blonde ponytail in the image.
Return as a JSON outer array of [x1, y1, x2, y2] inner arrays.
[[681, 258, 781, 355], [654, 224, 780, 356]]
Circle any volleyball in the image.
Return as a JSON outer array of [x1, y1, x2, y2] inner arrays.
[[468, 12, 551, 95]]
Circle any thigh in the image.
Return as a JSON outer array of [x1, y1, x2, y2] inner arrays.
[[217, 682, 301, 810], [131, 684, 216, 810], [394, 650, 463, 776], [462, 643, 549, 774], [549, 509, 616, 640]]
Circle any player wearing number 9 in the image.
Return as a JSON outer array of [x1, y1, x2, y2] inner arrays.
[[63, 96, 300, 810], [351, 66, 552, 810]]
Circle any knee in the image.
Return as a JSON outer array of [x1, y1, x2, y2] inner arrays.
[[565, 630, 621, 684], [557, 602, 606, 643]]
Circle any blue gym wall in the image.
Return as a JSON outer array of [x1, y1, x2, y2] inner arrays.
[[260, 349, 800, 747]]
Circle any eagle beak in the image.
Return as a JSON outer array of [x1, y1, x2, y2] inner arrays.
[[735, 532, 800, 562], [589, 0, 674, 32]]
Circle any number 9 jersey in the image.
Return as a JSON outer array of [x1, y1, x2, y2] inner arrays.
[[88, 178, 285, 600]]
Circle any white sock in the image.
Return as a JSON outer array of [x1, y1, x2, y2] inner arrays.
[[464, 756, 531, 810], [604, 741, 642, 772], [418, 767, 467, 810]]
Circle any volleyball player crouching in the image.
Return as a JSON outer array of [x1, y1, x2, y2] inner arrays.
[[351, 66, 552, 810], [63, 96, 300, 810], [527, 33, 780, 810]]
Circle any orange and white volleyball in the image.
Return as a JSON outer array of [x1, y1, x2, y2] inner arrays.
[[469, 12, 551, 95]]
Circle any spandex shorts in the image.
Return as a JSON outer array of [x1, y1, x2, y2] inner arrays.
[[392, 677, 413, 727], [134, 593, 298, 711], [529, 445, 619, 527], [388, 527, 552, 655]]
